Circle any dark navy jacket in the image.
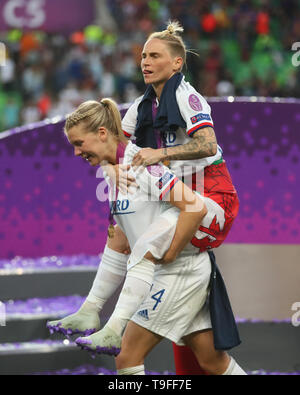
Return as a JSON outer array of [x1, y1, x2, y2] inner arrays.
[[135, 73, 241, 350], [135, 72, 185, 148], [208, 251, 241, 350]]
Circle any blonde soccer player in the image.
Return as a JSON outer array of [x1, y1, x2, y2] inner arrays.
[[56, 98, 246, 375]]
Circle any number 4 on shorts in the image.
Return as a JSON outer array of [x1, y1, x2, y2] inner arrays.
[[151, 289, 165, 310]]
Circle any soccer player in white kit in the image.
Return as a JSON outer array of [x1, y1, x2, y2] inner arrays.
[[116, 21, 240, 374], [121, 23, 238, 254], [48, 21, 242, 374], [60, 98, 246, 376]]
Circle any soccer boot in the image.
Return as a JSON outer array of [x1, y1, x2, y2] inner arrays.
[[47, 305, 100, 337], [76, 326, 121, 356]]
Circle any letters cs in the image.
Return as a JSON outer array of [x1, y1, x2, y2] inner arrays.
[[3, 0, 46, 29]]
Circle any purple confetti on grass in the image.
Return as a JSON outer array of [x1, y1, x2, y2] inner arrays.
[[30, 364, 299, 376], [75, 338, 92, 346], [75, 338, 120, 356], [5, 295, 86, 317], [31, 364, 176, 375], [0, 254, 100, 273], [4, 296, 292, 325], [46, 321, 96, 337]]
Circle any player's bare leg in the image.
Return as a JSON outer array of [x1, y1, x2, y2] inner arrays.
[[115, 321, 162, 375], [183, 329, 246, 375], [75, 256, 155, 355]]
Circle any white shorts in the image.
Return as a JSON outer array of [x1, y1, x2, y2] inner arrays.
[[129, 206, 199, 269], [131, 251, 212, 346]]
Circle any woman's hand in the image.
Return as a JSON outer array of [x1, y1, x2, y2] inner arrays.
[[107, 225, 131, 255], [144, 250, 177, 265], [157, 250, 178, 264], [132, 148, 165, 167], [104, 164, 138, 194]]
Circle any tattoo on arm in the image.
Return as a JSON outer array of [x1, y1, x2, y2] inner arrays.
[[165, 127, 218, 161]]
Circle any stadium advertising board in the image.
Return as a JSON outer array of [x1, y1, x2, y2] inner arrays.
[[0, 0, 94, 32]]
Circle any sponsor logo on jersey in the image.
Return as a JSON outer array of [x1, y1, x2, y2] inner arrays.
[[137, 309, 149, 320], [191, 113, 212, 124], [110, 199, 130, 211], [162, 131, 176, 145], [156, 172, 174, 190]]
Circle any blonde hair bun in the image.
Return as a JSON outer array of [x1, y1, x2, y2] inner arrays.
[[148, 20, 186, 68], [166, 20, 184, 35]]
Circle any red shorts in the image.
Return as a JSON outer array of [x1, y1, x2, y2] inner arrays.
[[190, 161, 239, 251]]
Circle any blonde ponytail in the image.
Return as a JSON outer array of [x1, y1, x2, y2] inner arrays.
[[100, 98, 126, 142], [64, 99, 127, 143]]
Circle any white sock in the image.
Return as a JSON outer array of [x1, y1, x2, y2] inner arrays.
[[105, 258, 155, 336], [117, 365, 145, 375], [222, 357, 247, 375], [86, 245, 128, 311]]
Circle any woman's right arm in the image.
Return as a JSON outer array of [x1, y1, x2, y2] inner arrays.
[[159, 180, 207, 263], [101, 163, 137, 194], [137, 165, 207, 264]]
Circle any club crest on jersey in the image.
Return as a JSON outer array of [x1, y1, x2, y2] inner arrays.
[[188, 94, 203, 111], [156, 172, 174, 189], [191, 113, 212, 124], [147, 165, 164, 177]]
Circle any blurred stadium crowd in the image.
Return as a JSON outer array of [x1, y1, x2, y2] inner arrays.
[[0, 0, 299, 132]]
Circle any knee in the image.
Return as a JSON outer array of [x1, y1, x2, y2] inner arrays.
[[196, 351, 230, 375], [107, 225, 130, 254]]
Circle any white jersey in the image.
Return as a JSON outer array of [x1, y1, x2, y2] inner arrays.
[[105, 141, 199, 267], [122, 76, 222, 177], [109, 143, 212, 344]]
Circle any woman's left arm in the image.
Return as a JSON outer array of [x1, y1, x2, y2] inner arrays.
[[132, 127, 217, 166]]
